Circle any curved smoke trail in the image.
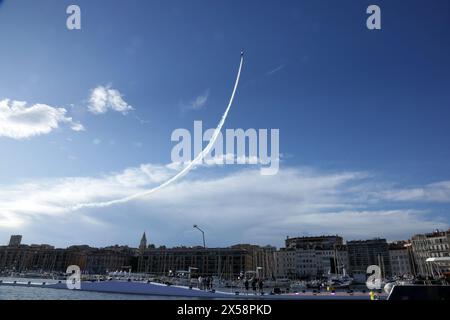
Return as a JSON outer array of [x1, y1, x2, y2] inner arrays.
[[72, 53, 244, 210]]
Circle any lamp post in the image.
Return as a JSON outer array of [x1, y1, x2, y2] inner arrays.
[[193, 224, 206, 248]]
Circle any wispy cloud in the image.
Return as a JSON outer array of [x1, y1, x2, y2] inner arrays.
[[0, 164, 447, 246], [171, 153, 277, 168], [267, 64, 286, 76], [181, 90, 209, 112], [378, 181, 450, 203], [0, 99, 84, 139], [134, 115, 150, 125], [88, 85, 133, 115]]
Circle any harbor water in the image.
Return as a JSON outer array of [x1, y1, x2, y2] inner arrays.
[[0, 285, 194, 300]]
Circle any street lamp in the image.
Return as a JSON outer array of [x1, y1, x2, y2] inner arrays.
[[193, 224, 206, 248]]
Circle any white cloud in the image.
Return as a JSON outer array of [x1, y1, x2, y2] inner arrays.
[[378, 181, 450, 203], [88, 86, 133, 115], [115, 164, 174, 187], [181, 90, 209, 112], [70, 122, 85, 132], [172, 153, 271, 167], [0, 164, 447, 247], [0, 99, 84, 139]]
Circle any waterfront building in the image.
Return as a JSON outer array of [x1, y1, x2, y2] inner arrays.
[[84, 246, 136, 274], [275, 247, 296, 278], [137, 244, 276, 279], [0, 235, 276, 278], [347, 238, 392, 277], [0, 243, 62, 272], [276, 247, 318, 279], [411, 229, 450, 276], [285, 235, 343, 249], [0, 238, 136, 274], [230, 244, 277, 279], [317, 246, 349, 276], [276, 247, 349, 279], [388, 241, 414, 277], [276, 235, 349, 279], [8, 235, 22, 247], [6, 231, 449, 280]]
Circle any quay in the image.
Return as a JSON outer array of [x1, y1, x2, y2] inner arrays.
[[0, 278, 379, 300]]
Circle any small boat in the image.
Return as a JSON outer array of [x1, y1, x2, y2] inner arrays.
[[327, 276, 353, 289], [326, 268, 353, 289], [307, 279, 322, 288], [387, 284, 450, 300], [263, 278, 291, 289], [290, 280, 307, 291]]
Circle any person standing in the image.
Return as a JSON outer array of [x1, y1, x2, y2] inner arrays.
[[206, 276, 211, 290], [244, 278, 249, 294], [251, 278, 257, 294], [209, 276, 214, 290], [258, 279, 264, 295]]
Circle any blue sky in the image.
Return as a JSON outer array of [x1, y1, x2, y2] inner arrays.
[[0, 0, 449, 248]]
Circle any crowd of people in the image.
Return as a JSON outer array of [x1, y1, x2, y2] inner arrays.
[[244, 277, 264, 295], [195, 276, 265, 295], [197, 275, 214, 291]]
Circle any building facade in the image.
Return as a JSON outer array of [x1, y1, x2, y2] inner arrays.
[[411, 229, 450, 276], [285, 235, 343, 249], [388, 241, 413, 277], [347, 238, 392, 277], [4, 230, 449, 280], [137, 244, 276, 279], [0, 242, 135, 274], [276, 235, 349, 279], [8, 235, 22, 247], [0, 235, 276, 279]]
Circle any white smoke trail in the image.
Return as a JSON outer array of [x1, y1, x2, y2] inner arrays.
[[72, 54, 244, 210]]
